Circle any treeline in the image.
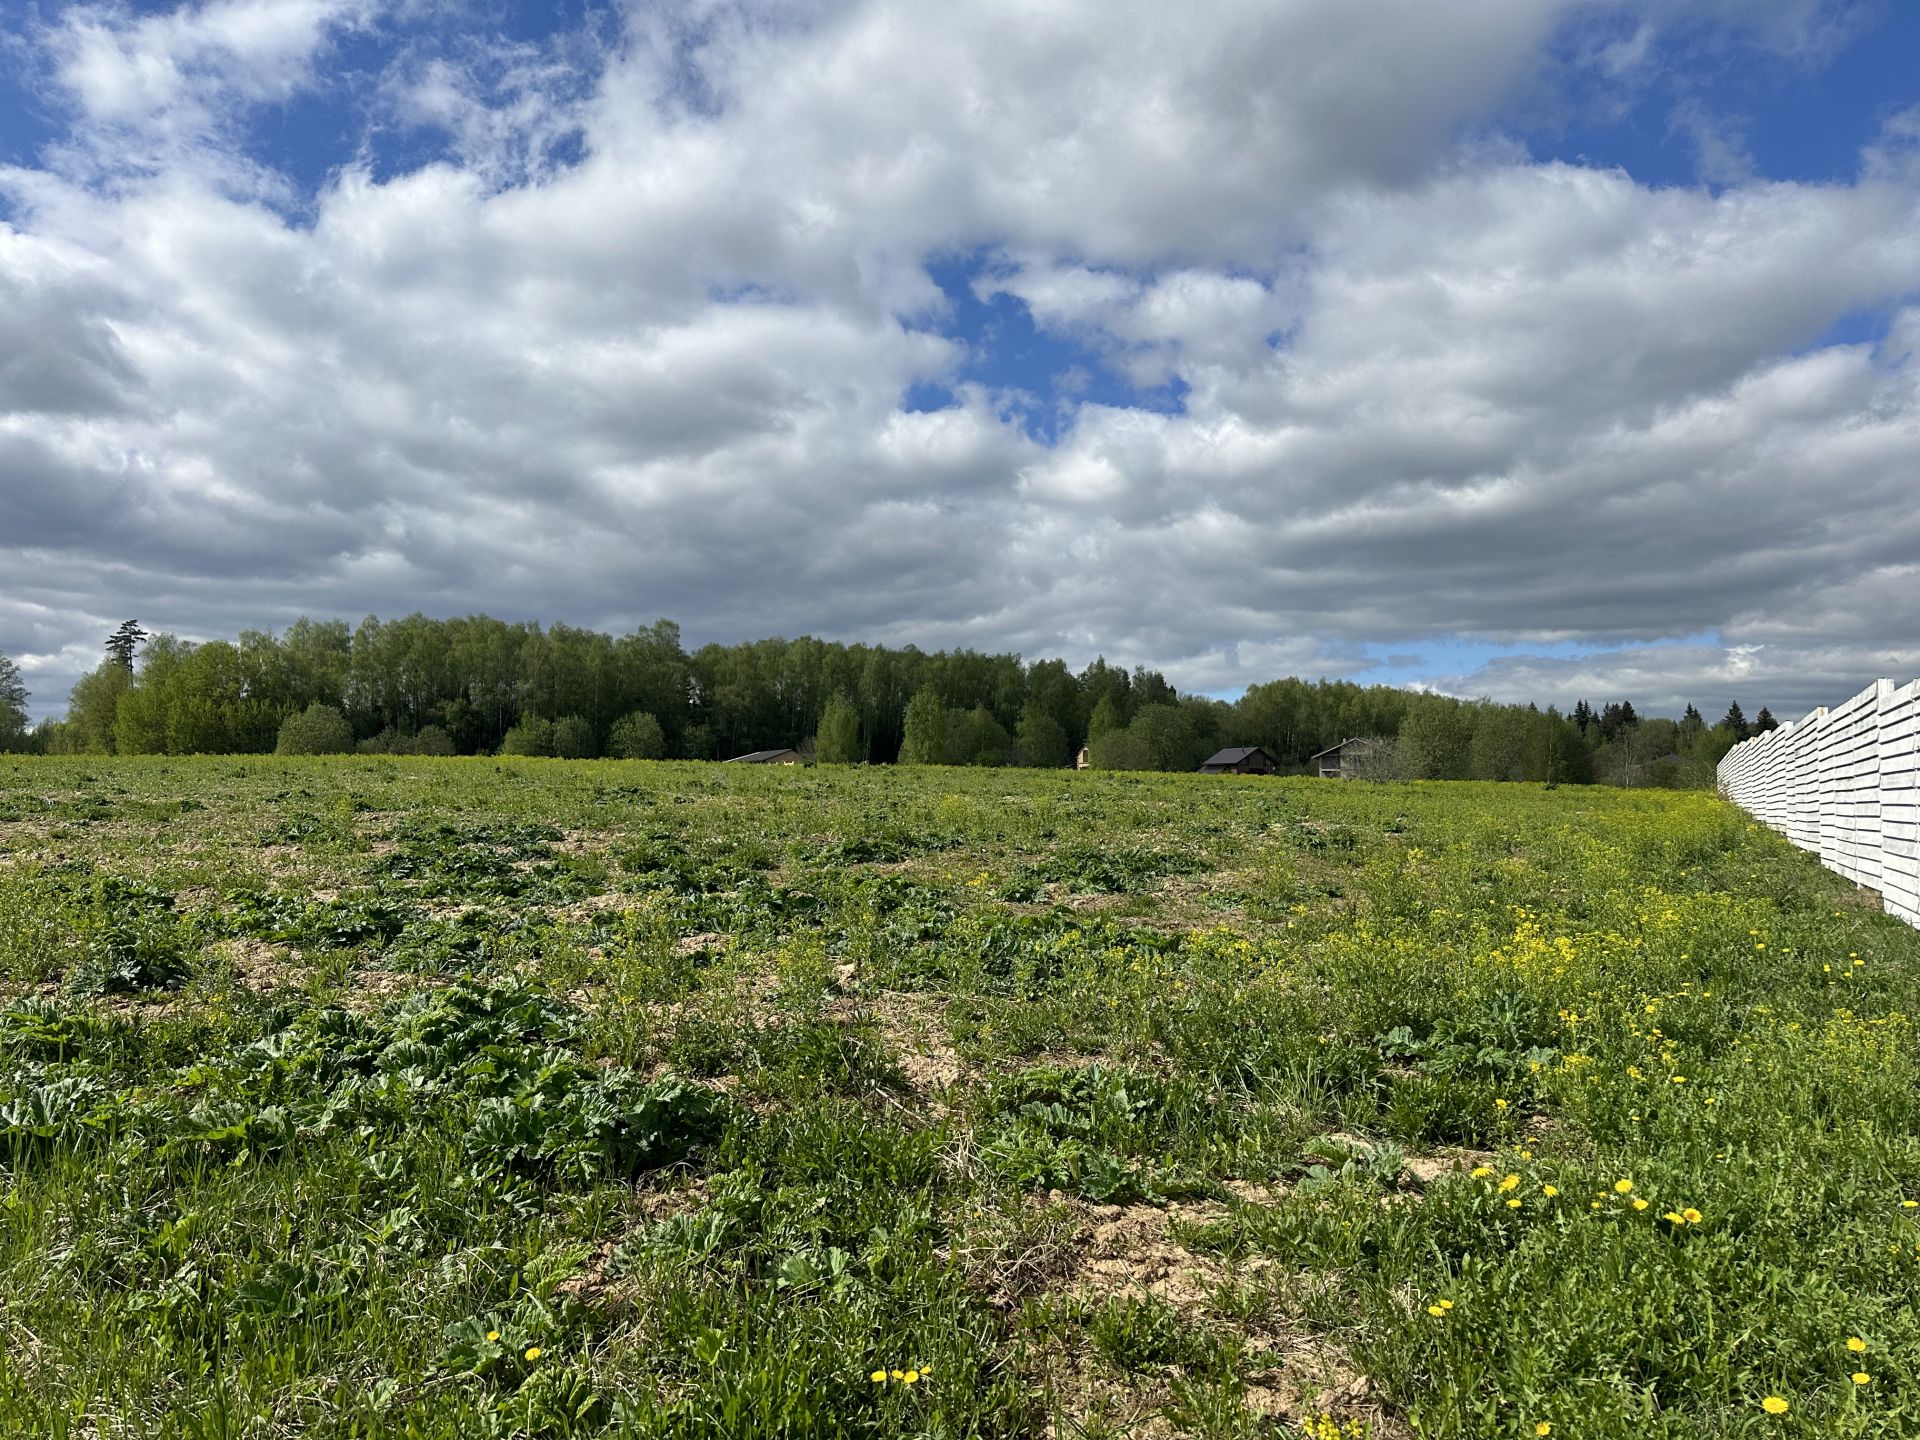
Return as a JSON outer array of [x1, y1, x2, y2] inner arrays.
[[2, 616, 1773, 786]]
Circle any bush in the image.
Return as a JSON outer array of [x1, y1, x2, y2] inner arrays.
[[500, 719, 555, 757], [607, 711, 667, 760], [551, 715, 596, 759], [412, 725, 456, 757], [275, 703, 354, 756]]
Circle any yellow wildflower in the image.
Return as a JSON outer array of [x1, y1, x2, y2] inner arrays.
[[1632, 1198, 1650, 1211], [1499, 1174, 1521, 1192], [1536, 1425, 1552, 1437], [1507, 1198, 1522, 1209], [524, 1347, 542, 1362], [1853, 1372, 1870, 1385], [1761, 1396, 1789, 1414], [1614, 1179, 1634, 1194], [1543, 1185, 1559, 1197], [871, 1370, 887, 1383], [903, 1370, 921, 1385], [1682, 1208, 1702, 1223], [1848, 1337, 1867, 1353], [486, 1330, 500, 1342], [1471, 1166, 1494, 1178]]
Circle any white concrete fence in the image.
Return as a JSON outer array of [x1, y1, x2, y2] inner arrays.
[[1718, 678, 1920, 927]]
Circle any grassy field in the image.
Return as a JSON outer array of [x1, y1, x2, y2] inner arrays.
[[1, 758, 1917, 1439]]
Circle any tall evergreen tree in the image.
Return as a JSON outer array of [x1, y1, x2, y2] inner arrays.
[[1572, 699, 1593, 734], [1721, 701, 1749, 741], [1754, 706, 1778, 733], [104, 620, 148, 669]]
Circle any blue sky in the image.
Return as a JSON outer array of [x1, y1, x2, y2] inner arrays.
[[2, 0, 1918, 720]]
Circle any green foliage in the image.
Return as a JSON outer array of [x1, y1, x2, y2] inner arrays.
[[0, 651, 27, 750], [501, 716, 556, 756], [551, 714, 597, 759], [814, 693, 863, 764], [1014, 701, 1069, 768], [607, 710, 667, 760], [276, 702, 355, 755]]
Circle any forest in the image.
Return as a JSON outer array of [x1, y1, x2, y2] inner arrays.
[[0, 616, 1771, 785]]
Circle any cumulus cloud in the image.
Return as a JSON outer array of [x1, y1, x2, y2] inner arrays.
[[1, 0, 1918, 721]]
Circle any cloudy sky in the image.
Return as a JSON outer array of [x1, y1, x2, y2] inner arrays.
[[2, 0, 1918, 722]]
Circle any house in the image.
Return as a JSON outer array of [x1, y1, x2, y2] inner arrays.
[[1198, 746, 1276, 776], [1311, 737, 1392, 779], [727, 748, 804, 765], [1073, 745, 1090, 770]]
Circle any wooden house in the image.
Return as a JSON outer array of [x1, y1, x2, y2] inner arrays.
[[727, 748, 805, 765]]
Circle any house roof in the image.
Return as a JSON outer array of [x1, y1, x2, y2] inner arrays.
[[1309, 738, 1364, 761], [726, 749, 802, 763], [1201, 747, 1269, 766]]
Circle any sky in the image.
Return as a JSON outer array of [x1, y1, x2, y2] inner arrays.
[[2, 0, 1918, 724]]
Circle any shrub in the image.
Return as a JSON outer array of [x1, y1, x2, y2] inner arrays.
[[412, 725, 456, 756], [607, 711, 667, 760], [275, 703, 354, 756], [500, 718, 555, 757], [551, 715, 596, 759]]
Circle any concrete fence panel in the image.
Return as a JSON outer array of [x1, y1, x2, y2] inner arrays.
[[1719, 678, 1919, 929]]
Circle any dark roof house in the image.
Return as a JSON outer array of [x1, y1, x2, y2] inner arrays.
[[1198, 746, 1276, 775], [727, 748, 805, 765]]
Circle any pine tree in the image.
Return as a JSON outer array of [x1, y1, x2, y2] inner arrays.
[[105, 620, 148, 670], [1721, 702, 1748, 741], [1679, 703, 1704, 738], [1754, 706, 1778, 733], [1572, 699, 1593, 734]]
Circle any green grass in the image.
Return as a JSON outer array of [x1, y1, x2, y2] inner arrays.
[[0, 757, 1917, 1438]]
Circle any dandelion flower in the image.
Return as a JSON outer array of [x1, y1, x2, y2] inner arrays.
[[1536, 1425, 1552, 1436], [1852, 1372, 1870, 1385], [1438, 1300, 1453, 1310], [1848, 1337, 1867, 1353], [1632, 1198, 1650, 1211], [486, 1330, 500, 1342], [1499, 1174, 1521, 1192], [1471, 1166, 1494, 1178], [1427, 1304, 1446, 1317], [871, 1370, 888, 1383], [1664, 1211, 1687, 1224], [1507, 1198, 1522, 1209], [1683, 1208, 1703, 1224], [524, 1347, 542, 1362], [891, 1370, 906, 1380], [1494, 1098, 1509, 1110], [1614, 1179, 1634, 1194], [1761, 1396, 1789, 1414], [903, 1370, 921, 1385], [1543, 1185, 1559, 1197]]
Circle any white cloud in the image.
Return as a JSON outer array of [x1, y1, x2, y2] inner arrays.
[[2, 0, 1919, 722]]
